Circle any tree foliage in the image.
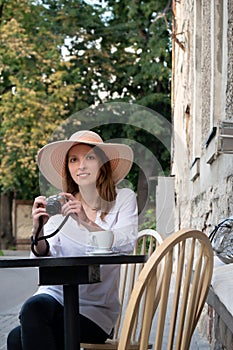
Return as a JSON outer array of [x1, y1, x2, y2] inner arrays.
[[102, 0, 171, 111], [0, 0, 172, 200], [0, 0, 103, 197]]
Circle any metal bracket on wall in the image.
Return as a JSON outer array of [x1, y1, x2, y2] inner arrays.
[[217, 121, 233, 154], [205, 121, 233, 164]]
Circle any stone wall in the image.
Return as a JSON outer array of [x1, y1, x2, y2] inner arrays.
[[226, 0, 233, 119], [172, 0, 233, 348], [172, 0, 233, 232]]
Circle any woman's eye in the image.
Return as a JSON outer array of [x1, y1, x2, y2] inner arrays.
[[87, 154, 95, 160], [69, 157, 77, 163]]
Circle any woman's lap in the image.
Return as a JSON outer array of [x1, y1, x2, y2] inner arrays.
[[7, 294, 108, 350]]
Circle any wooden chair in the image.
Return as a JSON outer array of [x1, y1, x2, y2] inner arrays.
[[118, 228, 214, 350], [81, 229, 164, 350]]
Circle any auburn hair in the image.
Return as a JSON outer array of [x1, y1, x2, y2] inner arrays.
[[64, 144, 117, 220]]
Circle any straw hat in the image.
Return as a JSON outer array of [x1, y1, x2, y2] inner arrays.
[[37, 130, 134, 190]]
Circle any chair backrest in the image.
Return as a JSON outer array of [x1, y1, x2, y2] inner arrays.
[[113, 229, 164, 342], [118, 228, 214, 350]]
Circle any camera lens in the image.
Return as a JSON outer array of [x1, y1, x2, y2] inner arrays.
[[46, 200, 62, 216]]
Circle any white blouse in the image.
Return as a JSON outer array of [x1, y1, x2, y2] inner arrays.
[[32, 187, 138, 334]]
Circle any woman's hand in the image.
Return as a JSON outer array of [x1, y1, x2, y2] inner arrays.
[[61, 192, 103, 231], [31, 196, 50, 233], [31, 196, 50, 257], [61, 192, 89, 223]]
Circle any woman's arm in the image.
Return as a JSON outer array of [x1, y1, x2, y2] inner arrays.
[[95, 188, 138, 253], [31, 196, 50, 256]]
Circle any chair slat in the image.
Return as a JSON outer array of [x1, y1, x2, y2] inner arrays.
[[118, 228, 214, 350], [154, 250, 173, 350], [167, 241, 185, 349]]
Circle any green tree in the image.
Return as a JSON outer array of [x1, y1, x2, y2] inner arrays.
[[0, 0, 107, 247], [62, 0, 172, 214], [0, 0, 172, 247], [1, 0, 171, 198], [94, 0, 172, 214], [0, 0, 103, 198], [101, 0, 171, 111]]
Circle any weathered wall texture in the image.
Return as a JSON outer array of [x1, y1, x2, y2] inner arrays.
[[172, 1, 233, 348], [226, 1, 233, 119], [172, 0, 233, 233]]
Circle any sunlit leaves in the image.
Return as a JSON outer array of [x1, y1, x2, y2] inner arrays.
[[0, 0, 172, 199]]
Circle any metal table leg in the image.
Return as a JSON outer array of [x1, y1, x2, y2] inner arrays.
[[63, 284, 80, 350]]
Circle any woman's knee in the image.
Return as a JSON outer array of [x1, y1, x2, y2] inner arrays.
[[20, 294, 61, 324], [7, 326, 22, 350], [20, 295, 44, 323]]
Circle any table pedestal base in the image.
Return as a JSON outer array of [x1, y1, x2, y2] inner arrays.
[[64, 285, 80, 350]]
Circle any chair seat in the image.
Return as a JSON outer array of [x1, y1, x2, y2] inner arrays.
[[81, 340, 153, 350]]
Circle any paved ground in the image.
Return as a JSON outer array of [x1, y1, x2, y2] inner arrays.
[[190, 329, 211, 350], [0, 305, 211, 350], [0, 250, 34, 350], [0, 304, 21, 350], [0, 251, 211, 350]]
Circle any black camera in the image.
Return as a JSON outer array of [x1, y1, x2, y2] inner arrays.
[[46, 195, 67, 216]]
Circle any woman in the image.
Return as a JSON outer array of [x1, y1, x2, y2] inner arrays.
[[7, 130, 138, 350]]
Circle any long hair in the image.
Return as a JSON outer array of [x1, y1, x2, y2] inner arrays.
[[64, 144, 117, 220]]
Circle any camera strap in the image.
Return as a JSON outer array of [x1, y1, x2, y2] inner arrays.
[[31, 215, 70, 257]]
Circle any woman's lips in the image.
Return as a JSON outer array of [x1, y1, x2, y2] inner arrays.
[[77, 173, 90, 177]]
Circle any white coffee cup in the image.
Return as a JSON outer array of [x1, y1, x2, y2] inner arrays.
[[89, 230, 114, 251]]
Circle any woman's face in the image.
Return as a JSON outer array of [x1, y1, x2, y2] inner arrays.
[[67, 144, 100, 187]]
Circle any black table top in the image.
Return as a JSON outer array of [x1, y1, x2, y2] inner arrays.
[[0, 254, 147, 268]]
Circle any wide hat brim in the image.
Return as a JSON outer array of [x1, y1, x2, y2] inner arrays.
[[37, 130, 134, 191]]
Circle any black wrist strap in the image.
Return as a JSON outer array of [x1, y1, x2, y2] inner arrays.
[[31, 237, 50, 257], [31, 215, 70, 257]]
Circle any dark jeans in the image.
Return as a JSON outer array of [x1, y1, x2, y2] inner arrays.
[[7, 294, 109, 350]]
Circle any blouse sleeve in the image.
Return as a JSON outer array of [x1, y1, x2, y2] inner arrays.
[[95, 188, 138, 253]]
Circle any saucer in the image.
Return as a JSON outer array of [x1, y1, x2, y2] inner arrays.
[[88, 249, 114, 255]]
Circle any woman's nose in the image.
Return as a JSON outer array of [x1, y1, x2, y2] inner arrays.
[[78, 158, 86, 169]]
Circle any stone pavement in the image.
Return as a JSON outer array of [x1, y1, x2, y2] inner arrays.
[[0, 304, 21, 350], [0, 250, 30, 350], [0, 306, 211, 350], [0, 301, 212, 350], [190, 328, 211, 350]]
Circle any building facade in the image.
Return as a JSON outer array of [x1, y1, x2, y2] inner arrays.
[[172, 0, 233, 233], [171, 1, 233, 349]]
